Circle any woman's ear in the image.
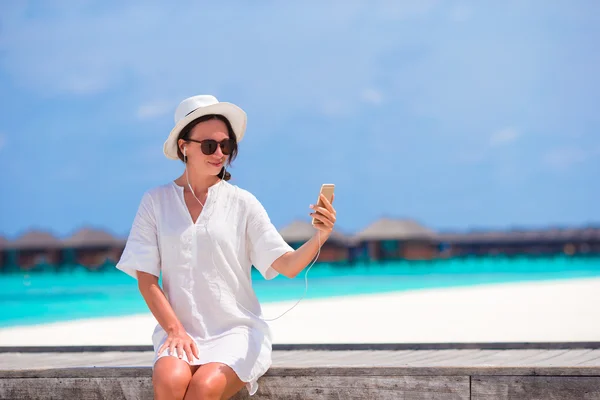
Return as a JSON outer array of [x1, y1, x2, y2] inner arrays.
[[177, 139, 186, 154]]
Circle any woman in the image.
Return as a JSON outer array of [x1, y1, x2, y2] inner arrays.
[[116, 95, 337, 400]]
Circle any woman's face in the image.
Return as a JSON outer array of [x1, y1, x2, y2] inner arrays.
[[179, 119, 230, 174]]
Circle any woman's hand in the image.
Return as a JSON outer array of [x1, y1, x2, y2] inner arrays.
[[158, 328, 199, 363], [310, 193, 337, 240]]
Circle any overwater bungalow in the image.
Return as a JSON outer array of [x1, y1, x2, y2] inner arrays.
[[1, 222, 598, 273], [279, 220, 350, 263], [10, 230, 63, 270], [62, 227, 126, 270], [437, 226, 600, 257], [0, 236, 7, 270], [353, 218, 438, 261]]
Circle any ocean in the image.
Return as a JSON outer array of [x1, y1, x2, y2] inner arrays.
[[1, 255, 599, 328]]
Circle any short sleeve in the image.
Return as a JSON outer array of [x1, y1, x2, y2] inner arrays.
[[116, 192, 161, 280], [246, 194, 293, 280]]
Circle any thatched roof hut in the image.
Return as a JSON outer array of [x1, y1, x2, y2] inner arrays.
[[10, 230, 62, 250], [354, 218, 437, 242], [578, 227, 600, 240], [437, 230, 510, 243], [539, 227, 600, 242], [437, 226, 600, 244], [279, 220, 348, 245], [63, 227, 124, 248]]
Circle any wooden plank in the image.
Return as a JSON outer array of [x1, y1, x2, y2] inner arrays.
[[0, 377, 153, 400], [266, 366, 600, 377], [472, 376, 600, 400], [575, 355, 600, 366], [525, 349, 595, 366], [4, 349, 600, 373], [4, 342, 600, 353], [512, 350, 572, 366], [389, 350, 440, 364], [472, 349, 565, 366], [429, 351, 504, 366], [0, 352, 152, 369], [0, 375, 470, 400], [408, 350, 482, 366], [234, 375, 470, 400], [2, 365, 600, 379]]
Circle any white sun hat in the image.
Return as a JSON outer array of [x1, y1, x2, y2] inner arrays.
[[163, 95, 247, 160]]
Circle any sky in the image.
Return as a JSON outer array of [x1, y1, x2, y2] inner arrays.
[[0, 0, 598, 240]]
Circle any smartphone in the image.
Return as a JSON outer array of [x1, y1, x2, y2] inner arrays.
[[312, 184, 335, 226]]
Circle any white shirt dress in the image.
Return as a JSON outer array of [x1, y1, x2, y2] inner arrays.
[[116, 180, 293, 396]]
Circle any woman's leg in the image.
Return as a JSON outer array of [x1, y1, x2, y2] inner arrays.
[[184, 362, 246, 400], [153, 356, 200, 400]]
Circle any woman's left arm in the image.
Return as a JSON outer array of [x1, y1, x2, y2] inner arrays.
[[272, 193, 337, 278]]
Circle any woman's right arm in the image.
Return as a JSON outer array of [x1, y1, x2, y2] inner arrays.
[[116, 192, 198, 362], [137, 271, 199, 363]]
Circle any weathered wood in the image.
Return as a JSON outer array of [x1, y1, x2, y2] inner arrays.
[[0, 377, 153, 400], [3, 349, 600, 370], [235, 376, 470, 400], [0, 375, 470, 400], [429, 350, 504, 366], [3, 342, 600, 353], [2, 349, 600, 399], [471, 376, 600, 400]]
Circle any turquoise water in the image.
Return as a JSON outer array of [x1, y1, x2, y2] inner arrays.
[[1, 256, 599, 328]]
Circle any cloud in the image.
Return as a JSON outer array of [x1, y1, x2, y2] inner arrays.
[[543, 147, 587, 171], [454, 127, 520, 164], [136, 101, 173, 120], [0, 1, 439, 118], [362, 88, 384, 105], [490, 128, 519, 147]]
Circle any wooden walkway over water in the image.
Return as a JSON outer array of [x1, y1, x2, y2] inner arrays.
[[1, 343, 600, 399]]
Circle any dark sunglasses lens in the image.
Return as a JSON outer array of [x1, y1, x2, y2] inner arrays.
[[221, 139, 232, 155], [201, 140, 218, 155]]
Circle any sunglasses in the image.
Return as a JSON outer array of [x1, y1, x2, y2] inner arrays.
[[186, 138, 233, 155]]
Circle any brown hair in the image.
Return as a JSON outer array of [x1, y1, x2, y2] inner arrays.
[[176, 114, 239, 181]]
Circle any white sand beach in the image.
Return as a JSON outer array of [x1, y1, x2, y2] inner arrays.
[[1, 278, 599, 346]]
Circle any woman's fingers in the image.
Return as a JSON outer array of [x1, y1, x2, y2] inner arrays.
[[311, 206, 336, 223], [170, 340, 178, 357], [183, 343, 194, 363], [176, 342, 184, 359], [319, 194, 336, 215], [158, 339, 169, 355], [160, 334, 199, 362], [311, 212, 334, 228], [191, 341, 200, 359]]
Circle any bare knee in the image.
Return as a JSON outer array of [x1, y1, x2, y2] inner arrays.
[[153, 357, 194, 400], [187, 373, 227, 400]]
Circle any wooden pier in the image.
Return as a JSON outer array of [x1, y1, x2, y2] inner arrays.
[[1, 343, 599, 399]]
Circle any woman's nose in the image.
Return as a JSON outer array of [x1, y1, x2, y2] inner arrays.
[[213, 145, 224, 158]]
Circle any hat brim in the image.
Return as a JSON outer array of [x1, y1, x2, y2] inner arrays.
[[163, 102, 247, 160]]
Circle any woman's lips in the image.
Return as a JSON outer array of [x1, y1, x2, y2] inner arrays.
[[208, 161, 222, 167]]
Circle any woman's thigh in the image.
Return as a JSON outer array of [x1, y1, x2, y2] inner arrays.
[[185, 362, 246, 400], [153, 356, 200, 400]]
